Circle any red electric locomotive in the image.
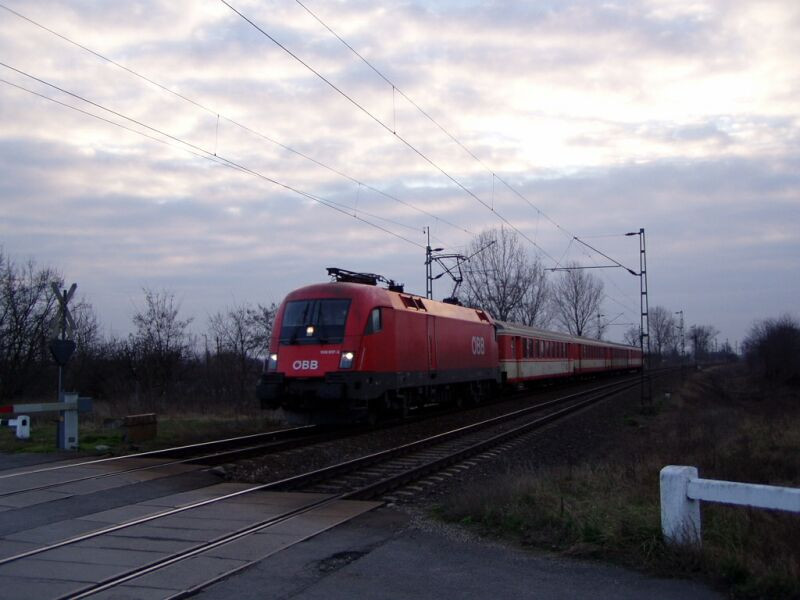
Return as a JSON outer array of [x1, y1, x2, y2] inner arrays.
[[257, 269, 500, 423]]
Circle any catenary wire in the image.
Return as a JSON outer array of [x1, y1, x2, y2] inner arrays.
[[292, 0, 574, 245], [290, 0, 642, 314], [2, 0, 631, 306], [3, 2, 639, 318], [220, 0, 560, 266], [0, 70, 425, 249], [284, 0, 642, 319], [0, 1, 469, 240]]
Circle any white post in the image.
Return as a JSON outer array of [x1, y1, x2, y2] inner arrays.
[[10, 415, 30, 439], [660, 465, 701, 546]]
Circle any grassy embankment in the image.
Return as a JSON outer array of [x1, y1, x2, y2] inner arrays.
[[437, 366, 800, 599], [0, 401, 279, 454]]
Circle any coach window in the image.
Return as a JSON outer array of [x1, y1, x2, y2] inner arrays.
[[364, 307, 382, 334]]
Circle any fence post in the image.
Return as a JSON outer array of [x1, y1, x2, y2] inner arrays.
[[660, 465, 701, 546]]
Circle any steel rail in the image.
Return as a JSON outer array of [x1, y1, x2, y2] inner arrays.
[[346, 381, 639, 499], [60, 493, 344, 600], [0, 427, 332, 499], [0, 424, 317, 480], [265, 377, 642, 493]]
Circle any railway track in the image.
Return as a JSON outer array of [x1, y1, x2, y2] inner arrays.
[[0, 424, 324, 500], [292, 376, 640, 500], [0, 371, 644, 502], [0, 375, 642, 599]]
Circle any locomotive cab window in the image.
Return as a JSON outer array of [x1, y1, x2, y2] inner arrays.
[[364, 307, 382, 334], [280, 299, 351, 345]]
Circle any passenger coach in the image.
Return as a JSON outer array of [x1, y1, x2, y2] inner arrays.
[[496, 321, 643, 385]]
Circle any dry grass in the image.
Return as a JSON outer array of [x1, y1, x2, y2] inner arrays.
[[437, 367, 800, 599], [0, 403, 281, 454]]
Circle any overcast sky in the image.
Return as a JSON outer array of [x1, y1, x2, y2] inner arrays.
[[1, 0, 798, 347]]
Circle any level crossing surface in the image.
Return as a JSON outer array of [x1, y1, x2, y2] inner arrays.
[[0, 452, 380, 599], [198, 507, 724, 600]]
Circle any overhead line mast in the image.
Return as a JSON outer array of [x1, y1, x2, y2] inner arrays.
[[425, 227, 495, 303]]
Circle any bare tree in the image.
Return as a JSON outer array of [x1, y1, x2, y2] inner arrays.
[[130, 288, 193, 401], [649, 306, 676, 358], [132, 289, 193, 357], [208, 302, 277, 399], [551, 262, 604, 337], [248, 302, 278, 356], [623, 325, 641, 347], [460, 227, 528, 321], [511, 260, 551, 327], [0, 252, 61, 399], [743, 315, 800, 383], [689, 324, 718, 361], [69, 299, 101, 358]]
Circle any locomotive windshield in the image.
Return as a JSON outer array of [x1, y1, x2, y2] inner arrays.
[[279, 299, 351, 344]]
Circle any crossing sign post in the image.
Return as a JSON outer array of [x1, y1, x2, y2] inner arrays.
[[52, 282, 77, 338], [50, 282, 81, 449]]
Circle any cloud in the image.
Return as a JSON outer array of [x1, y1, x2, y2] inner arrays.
[[1, 0, 798, 344]]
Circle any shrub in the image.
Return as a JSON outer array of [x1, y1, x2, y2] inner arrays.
[[743, 315, 800, 385]]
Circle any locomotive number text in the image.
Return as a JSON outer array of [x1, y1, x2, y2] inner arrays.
[[471, 336, 486, 356]]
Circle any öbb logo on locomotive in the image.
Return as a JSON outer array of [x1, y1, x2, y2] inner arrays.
[[471, 336, 486, 356], [292, 360, 319, 370]]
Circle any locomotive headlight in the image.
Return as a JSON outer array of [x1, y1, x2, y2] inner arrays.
[[339, 351, 355, 369], [267, 353, 278, 372], [306, 325, 315, 336]]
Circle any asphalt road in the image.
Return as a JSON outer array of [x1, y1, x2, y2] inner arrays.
[[198, 506, 722, 600]]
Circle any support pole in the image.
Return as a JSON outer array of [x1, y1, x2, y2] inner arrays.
[[425, 227, 433, 300], [638, 228, 652, 405]]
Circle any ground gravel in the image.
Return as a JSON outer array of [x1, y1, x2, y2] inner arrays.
[[224, 373, 675, 493], [395, 369, 685, 508]]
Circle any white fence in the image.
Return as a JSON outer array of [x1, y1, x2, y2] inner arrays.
[[660, 465, 800, 545]]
